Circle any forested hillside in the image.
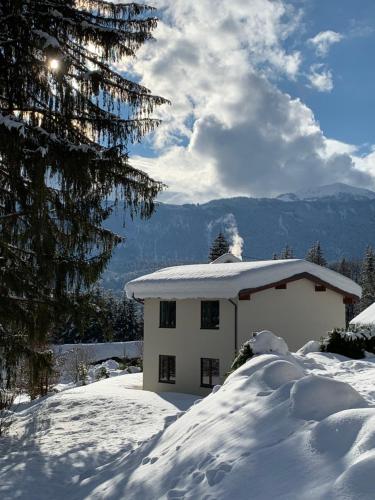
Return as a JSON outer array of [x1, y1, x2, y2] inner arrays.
[[103, 193, 375, 290]]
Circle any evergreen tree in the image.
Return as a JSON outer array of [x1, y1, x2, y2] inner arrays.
[[336, 257, 352, 278], [209, 232, 230, 261], [113, 297, 129, 342], [360, 246, 375, 311], [330, 258, 362, 283], [330, 257, 362, 324], [0, 1, 166, 390], [124, 300, 139, 340], [279, 245, 294, 259], [306, 241, 327, 266], [52, 290, 144, 344]]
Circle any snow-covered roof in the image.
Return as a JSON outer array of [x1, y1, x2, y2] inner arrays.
[[350, 302, 375, 326], [125, 259, 361, 300]]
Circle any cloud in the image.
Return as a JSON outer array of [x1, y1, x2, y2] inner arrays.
[[352, 147, 375, 178], [348, 20, 375, 39], [307, 64, 333, 92], [324, 139, 358, 157], [308, 30, 344, 57], [123, 0, 374, 203]]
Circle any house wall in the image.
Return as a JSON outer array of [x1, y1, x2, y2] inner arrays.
[[237, 279, 346, 351], [143, 298, 236, 396], [143, 279, 346, 395]]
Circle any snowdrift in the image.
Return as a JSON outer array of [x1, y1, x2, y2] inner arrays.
[[85, 350, 375, 499], [4, 333, 375, 500]]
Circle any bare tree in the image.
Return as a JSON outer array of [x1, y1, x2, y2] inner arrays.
[[59, 347, 93, 385], [0, 387, 18, 437]]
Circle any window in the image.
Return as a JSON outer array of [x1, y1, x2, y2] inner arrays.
[[201, 358, 220, 388], [201, 301, 220, 329], [275, 283, 287, 290], [160, 301, 176, 328], [159, 355, 176, 384], [315, 284, 326, 292]]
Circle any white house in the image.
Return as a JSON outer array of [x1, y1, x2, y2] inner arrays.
[[350, 302, 375, 327], [126, 258, 361, 395]]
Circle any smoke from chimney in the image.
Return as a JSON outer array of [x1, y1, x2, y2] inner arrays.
[[208, 213, 244, 260], [225, 214, 244, 260]]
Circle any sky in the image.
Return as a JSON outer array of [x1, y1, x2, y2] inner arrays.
[[120, 0, 375, 204]]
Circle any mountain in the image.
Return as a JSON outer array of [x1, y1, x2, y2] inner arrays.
[[102, 184, 375, 292], [277, 183, 375, 202]]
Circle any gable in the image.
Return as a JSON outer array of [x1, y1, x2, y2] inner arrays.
[[238, 272, 360, 303]]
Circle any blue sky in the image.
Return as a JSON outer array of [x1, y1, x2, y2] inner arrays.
[[124, 0, 375, 203], [283, 0, 375, 147]]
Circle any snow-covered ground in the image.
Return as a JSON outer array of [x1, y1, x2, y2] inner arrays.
[[2, 338, 375, 499], [0, 374, 196, 500]]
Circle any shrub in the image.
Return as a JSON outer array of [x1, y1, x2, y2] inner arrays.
[[321, 325, 375, 359], [77, 363, 89, 385], [95, 366, 109, 381], [230, 341, 254, 372], [118, 356, 143, 372]]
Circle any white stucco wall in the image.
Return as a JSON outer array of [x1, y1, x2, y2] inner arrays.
[[143, 278, 346, 395], [237, 279, 346, 351], [143, 299, 235, 396]]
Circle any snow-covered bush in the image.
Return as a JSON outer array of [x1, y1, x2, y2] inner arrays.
[[230, 331, 289, 372], [297, 340, 321, 355], [321, 325, 375, 359], [94, 366, 110, 381], [250, 330, 289, 355], [127, 365, 141, 374]]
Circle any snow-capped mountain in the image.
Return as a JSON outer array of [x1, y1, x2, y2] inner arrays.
[[102, 184, 375, 291], [277, 183, 375, 202]]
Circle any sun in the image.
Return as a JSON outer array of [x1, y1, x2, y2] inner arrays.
[[49, 58, 60, 71]]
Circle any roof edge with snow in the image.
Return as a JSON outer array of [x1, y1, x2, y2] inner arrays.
[[125, 259, 362, 301], [350, 302, 375, 326]]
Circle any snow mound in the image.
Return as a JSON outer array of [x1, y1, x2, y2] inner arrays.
[[290, 374, 368, 421], [309, 409, 372, 458], [334, 454, 375, 500], [5, 350, 375, 499], [297, 340, 321, 355], [250, 330, 289, 355], [85, 354, 372, 499], [102, 359, 119, 371], [319, 410, 375, 499], [127, 365, 141, 374], [261, 360, 304, 389]]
